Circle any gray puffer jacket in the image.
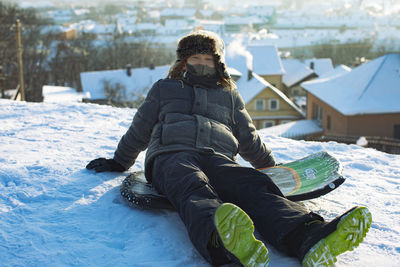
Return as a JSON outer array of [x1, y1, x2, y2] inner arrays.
[[113, 78, 275, 178]]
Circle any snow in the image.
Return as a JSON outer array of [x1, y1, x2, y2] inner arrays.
[[282, 59, 315, 88], [304, 58, 334, 77], [247, 45, 285, 75], [42, 86, 89, 103], [235, 72, 270, 103], [260, 119, 323, 139], [302, 54, 400, 115], [316, 64, 352, 80], [1, 98, 400, 267]]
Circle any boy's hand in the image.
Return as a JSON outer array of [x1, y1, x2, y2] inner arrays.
[[86, 158, 125, 172]]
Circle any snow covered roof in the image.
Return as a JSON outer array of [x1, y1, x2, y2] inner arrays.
[[282, 59, 315, 87], [236, 72, 269, 103], [42, 86, 89, 103], [304, 58, 334, 77], [73, 9, 90, 16], [302, 53, 400, 115], [259, 119, 323, 139], [236, 72, 304, 116], [247, 45, 285, 76], [226, 53, 250, 80], [82, 24, 116, 35], [80, 65, 170, 101], [227, 67, 242, 77], [317, 64, 352, 80]]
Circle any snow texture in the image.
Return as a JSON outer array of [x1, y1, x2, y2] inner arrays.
[[1, 99, 400, 267]]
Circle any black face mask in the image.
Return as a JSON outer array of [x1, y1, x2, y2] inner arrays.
[[184, 63, 219, 88], [186, 63, 217, 77]]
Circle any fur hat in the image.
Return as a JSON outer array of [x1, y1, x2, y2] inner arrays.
[[176, 30, 230, 78]]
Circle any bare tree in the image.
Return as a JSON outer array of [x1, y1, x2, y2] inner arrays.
[[0, 1, 53, 102], [102, 80, 128, 107]]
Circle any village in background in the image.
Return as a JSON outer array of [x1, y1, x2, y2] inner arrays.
[[1, 0, 400, 154]]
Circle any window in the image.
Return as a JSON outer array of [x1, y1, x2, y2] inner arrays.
[[394, 124, 400, 139], [268, 99, 279, 111], [312, 103, 323, 125], [255, 99, 265, 111], [263, 121, 275, 128]]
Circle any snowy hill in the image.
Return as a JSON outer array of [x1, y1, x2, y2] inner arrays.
[[1, 99, 399, 266]]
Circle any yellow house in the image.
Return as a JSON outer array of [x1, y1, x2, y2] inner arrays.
[[247, 45, 285, 92], [236, 72, 305, 129]]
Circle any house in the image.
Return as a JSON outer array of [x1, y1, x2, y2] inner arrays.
[[160, 19, 193, 36], [134, 22, 160, 36], [247, 5, 276, 21], [282, 59, 317, 97], [281, 60, 351, 111], [41, 25, 77, 41], [194, 20, 225, 36], [304, 58, 334, 77], [247, 45, 285, 92], [46, 9, 73, 25], [235, 71, 305, 129], [302, 53, 400, 139], [224, 16, 267, 33], [160, 8, 196, 24], [226, 44, 301, 127], [80, 65, 170, 106]]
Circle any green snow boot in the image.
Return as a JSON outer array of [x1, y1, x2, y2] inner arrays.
[[214, 203, 270, 267], [301, 206, 372, 267]]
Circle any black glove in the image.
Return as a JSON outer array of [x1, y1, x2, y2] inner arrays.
[[86, 158, 125, 172]]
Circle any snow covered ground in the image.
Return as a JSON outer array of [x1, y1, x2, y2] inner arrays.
[[1, 99, 400, 266]]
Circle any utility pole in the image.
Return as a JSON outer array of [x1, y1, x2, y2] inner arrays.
[[16, 19, 25, 101], [0, 66, 5, 99]]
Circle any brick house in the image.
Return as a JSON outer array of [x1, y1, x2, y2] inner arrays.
[[302, 53, 400, 139]]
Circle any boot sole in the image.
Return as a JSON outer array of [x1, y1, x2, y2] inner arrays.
[[214, 203, 270, 267], [302, 206, 372, 267]]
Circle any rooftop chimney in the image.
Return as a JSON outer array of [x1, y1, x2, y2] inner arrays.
[[248, 69, 253, 81], [126, 64, 132, 77]]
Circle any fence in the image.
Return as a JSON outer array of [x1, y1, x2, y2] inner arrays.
[[307, 135, 400, 155]]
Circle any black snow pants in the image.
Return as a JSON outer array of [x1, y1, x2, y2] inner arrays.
[[151, 151, 321, 265]]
